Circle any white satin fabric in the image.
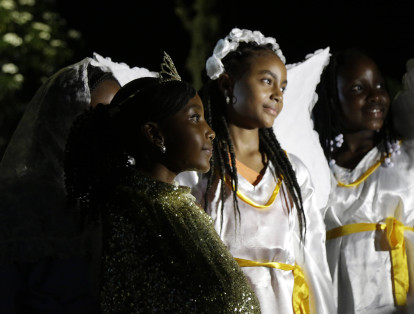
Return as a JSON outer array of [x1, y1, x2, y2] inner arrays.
[[274, 47, 331, 212], [325, 140, 414, 314], [176, 154, 336, 314]]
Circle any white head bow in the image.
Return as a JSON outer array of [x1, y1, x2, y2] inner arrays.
[[205, 28, 286, 80]]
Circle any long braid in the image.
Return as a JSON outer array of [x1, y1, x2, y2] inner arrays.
[[204, 84, 215, 211], [260, 128, 306, 238], [222, 115, 241, 224], [203, 85, 241, 230]]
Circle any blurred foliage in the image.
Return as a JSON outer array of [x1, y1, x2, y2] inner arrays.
[[175, 0, 221, 90], [0, 0, 82, 159]]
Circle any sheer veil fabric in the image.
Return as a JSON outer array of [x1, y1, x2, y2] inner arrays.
[[0, 53, 156, 264]]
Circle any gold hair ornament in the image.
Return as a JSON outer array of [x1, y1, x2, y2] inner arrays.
[[159, 51, 181, 82], [115, 52, 181, 107]]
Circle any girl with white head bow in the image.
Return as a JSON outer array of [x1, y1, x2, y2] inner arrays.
[[177, 28, 336, 314]]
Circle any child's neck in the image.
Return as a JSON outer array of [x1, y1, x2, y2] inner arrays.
[[139, 163, 177, 184], [334, 130, 378, 169], [228, 124, 267, 173]]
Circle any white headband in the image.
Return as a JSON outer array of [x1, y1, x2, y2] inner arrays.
[[205, 28, 286, 80]]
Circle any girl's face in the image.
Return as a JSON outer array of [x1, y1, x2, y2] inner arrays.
[[227, 51, 287, 129], [336, 55, 390, 133], [161, 93, 215, 173]]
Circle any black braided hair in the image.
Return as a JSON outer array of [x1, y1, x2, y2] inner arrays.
[[88, 66, 120, 93], [64, 77, 197, 223], [199, 42, 306, 240], [312, 47, 399, 164]]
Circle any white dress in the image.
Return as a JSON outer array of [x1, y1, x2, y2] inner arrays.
[[177, 154, 336, 314], [324, 140, 414, 314]]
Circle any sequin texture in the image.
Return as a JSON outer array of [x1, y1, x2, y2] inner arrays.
[[100, 171, 260, 313]]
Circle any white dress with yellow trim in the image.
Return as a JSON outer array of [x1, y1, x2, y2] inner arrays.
[[324, 140, 414, 314], [176, 154, 336, 314]]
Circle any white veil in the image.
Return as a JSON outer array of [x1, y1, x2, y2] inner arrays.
[[0, 53, 156, 264]]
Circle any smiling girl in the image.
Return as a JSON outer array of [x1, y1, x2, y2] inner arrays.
[[177, 28, 335, 314], [313, 48, 414, 313], [64, 53, 260, 313]]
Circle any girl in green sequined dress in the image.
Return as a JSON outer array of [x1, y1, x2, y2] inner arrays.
[[64, 53, 260, 313]]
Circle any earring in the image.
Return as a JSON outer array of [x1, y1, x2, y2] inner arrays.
[[224, 90, 230, 104], [160, 144, 166, 154], [126, 155, 136, 166]]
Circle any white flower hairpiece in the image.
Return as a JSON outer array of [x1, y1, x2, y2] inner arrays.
[[206, 28, 286, 80]]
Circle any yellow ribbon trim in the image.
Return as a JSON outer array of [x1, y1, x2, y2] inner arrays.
[[336, 140, 403, 188], [326, 217, 414, 306], [235, 258, 310, 314], [335, 154, 386, 187], [224, 176, 283, 209]]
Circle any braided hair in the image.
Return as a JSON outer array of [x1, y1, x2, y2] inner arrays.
[[312, 48, 399, 163], [64, 77, 197, 223], [88, 67, 119, 92], [199, 42, 306, 239]]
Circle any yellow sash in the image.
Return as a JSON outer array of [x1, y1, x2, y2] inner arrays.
[[326, 217, 414, 306], [235, 257, 310, 314]]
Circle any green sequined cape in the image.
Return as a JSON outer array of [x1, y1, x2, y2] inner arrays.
[[100, 171, 260, 313]]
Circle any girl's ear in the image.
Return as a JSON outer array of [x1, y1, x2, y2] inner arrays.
[[218, 73, 233, 95], [142, 122, 164, 149]]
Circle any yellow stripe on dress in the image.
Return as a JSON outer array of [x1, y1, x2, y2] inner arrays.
[[335, 140, 403, 188], [326, 217, 414, 306], [235, 257, 310, 314], [224, 176, 283, 210]]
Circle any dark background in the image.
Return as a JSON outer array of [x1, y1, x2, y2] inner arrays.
[[58, 0, 413, 83]]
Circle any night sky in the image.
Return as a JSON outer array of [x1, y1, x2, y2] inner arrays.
[[57, 0, 414, 83]]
